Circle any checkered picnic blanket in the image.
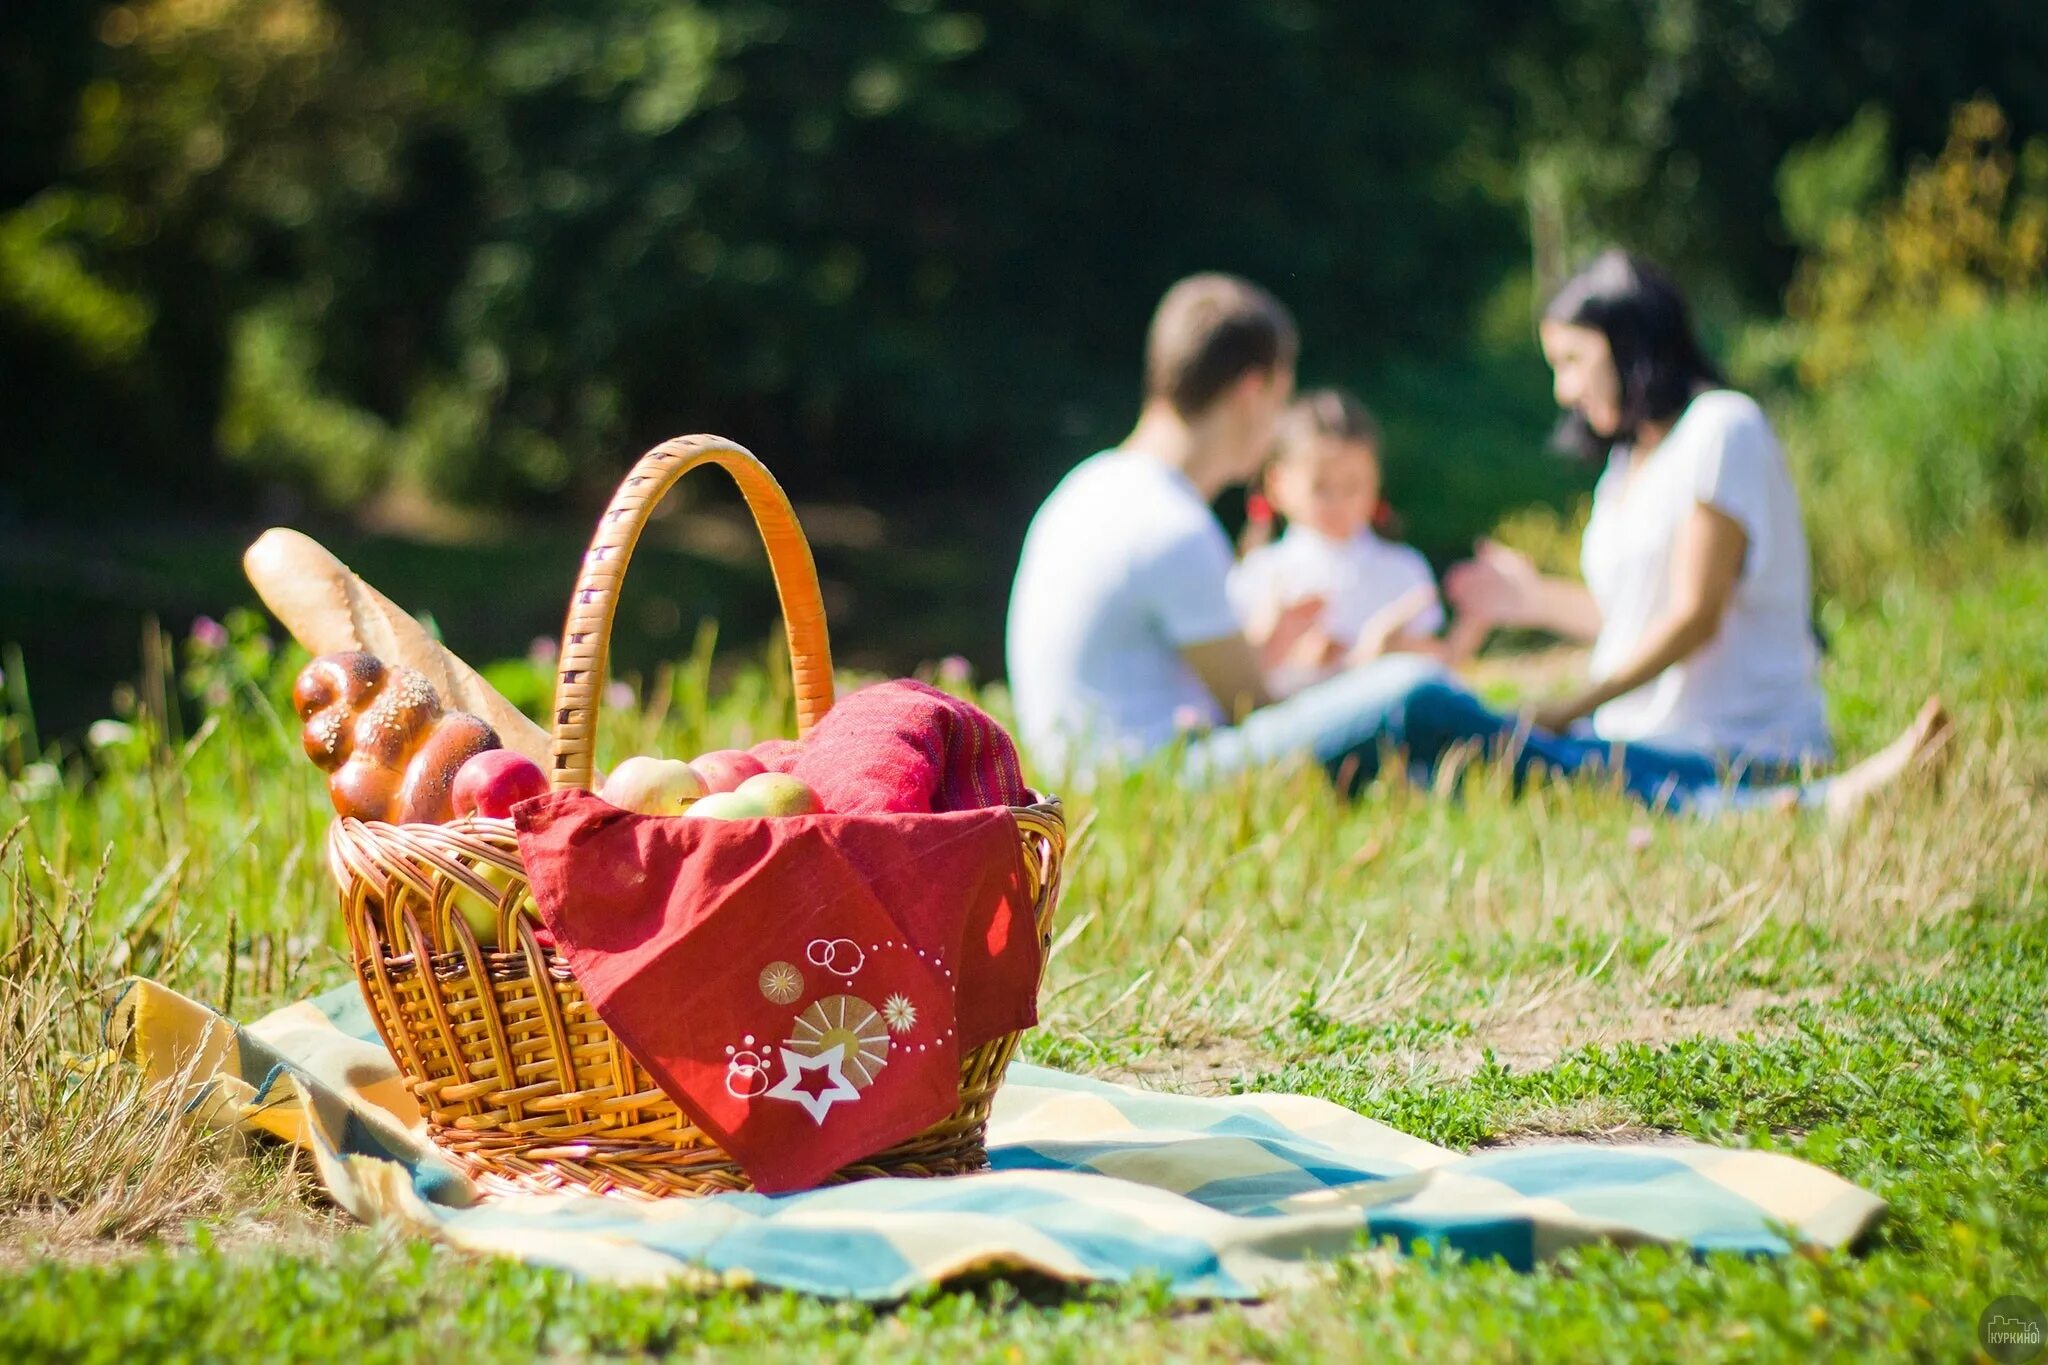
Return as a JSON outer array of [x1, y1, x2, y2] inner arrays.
[[107, 978, 1884, 1299]]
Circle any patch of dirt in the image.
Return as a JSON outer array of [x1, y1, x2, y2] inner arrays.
[[1093, 986, 1830, 1102], [1449, 986, 1834, 1078], [1097, 1036, 1276, 1096], [1482, 1124, 1692, 1149], [0, 1203, 348, 1272], [1472, 1097, 1695, 1150]]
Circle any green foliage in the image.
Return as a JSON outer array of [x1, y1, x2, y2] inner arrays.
[[0, 190, 151, 365], [2, 1, 1534, 519], [1776, 104, 1892, 253], [1502, 1, 2048, 308], [1787, 99, 2048, 387], [6, 3, 2045, 525], [217, 296, 393, 503], [1732, 100, 2048, 595], [1350, 345, 1587, 565], [1482, 495, 1591, 579], [1786, 296, 2048, 591]]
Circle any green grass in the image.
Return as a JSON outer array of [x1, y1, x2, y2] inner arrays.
[[2, 549, 2045, 1361]]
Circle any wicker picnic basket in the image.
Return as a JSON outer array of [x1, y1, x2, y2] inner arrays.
[[325, 435, 1066, 1200]]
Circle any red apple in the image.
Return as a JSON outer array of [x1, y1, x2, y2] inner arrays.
[[452, 750, 549, 819], [689, 748, 768, 793], [736, 772, 821, 816], [599, 755, 706, 815]]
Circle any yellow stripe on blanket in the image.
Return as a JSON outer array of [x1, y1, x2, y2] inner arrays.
[[1687, 1147, 1887, 1249], [246, 999, 419, 1132], [1078, 1134, 1309, 1195], [1240, 1093, 1460, 1171], [987, 1088, 1143, 1142]]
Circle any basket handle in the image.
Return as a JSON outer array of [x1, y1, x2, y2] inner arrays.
[[548, 435, 835, 792]]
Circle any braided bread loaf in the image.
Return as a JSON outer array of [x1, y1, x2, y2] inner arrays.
[[247, 528, 550, 766], [295, 652, 501, 824]]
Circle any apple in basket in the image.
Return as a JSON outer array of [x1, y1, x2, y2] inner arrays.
[[451, 860, 523, 948], [451, 750, 548, 819], [599, 755, 707, 815], [688, 748, 767, 793], [740, 772, 822, 815], [684, 772, 822, 819]]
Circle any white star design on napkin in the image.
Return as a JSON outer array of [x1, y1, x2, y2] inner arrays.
[[763, 1043, 861, 1125]]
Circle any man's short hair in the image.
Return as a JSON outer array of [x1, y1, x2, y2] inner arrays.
[[1144, 274, 1299, 418]]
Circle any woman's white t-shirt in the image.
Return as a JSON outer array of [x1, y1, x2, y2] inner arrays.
[[1581, 391, 1830, 762]]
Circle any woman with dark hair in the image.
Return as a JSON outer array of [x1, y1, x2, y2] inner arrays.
[[1455, 249, 1831, 759], [1542, 251, 1725, 463], [1181, 251, 1947, 818]]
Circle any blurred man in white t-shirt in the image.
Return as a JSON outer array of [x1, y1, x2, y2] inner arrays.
[[1006, 274, 1322, 771]]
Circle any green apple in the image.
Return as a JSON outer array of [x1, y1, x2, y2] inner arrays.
[[682, 790, 765, 820], [736, 772, 822, 816], [451, 861, 521, 948], [598, 755, 707, 815]]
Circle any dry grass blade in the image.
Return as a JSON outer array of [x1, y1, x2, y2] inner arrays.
[[0, 842, 299, 1249]]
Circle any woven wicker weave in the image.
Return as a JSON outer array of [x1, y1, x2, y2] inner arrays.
[[327, 435, 1066, 1199]]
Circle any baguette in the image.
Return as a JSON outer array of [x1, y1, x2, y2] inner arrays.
[[244, 528, 552, 766]]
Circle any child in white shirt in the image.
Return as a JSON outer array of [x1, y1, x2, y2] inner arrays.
[[1229, 389, 1484, 695]]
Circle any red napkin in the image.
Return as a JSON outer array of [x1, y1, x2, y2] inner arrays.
[[748, 680, 1029, 815], [512, 790, 1042, 1193]]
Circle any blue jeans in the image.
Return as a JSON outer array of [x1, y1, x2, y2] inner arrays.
[[1183, 655, 1828, 816]]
